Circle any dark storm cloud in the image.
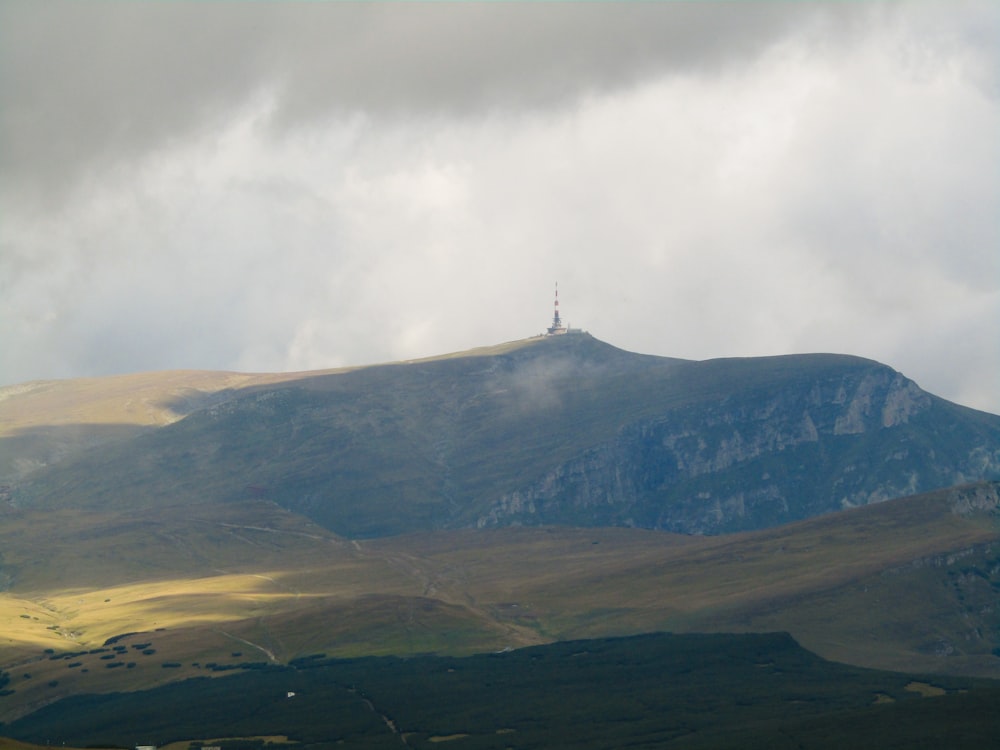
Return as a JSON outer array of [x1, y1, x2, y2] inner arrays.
[[0, 1, 826, 198]]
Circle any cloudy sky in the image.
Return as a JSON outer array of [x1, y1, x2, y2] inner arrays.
[[2, 1, 998, 414]]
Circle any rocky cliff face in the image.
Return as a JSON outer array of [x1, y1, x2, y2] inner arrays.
[[948, 481, 1000, 517], [478, 364, 1000, 534]]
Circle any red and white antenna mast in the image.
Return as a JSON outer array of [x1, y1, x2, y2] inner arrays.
[[547, 282, 567, 335]]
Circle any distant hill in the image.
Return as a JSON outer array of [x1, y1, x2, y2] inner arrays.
[[5, 334, 999, 537]]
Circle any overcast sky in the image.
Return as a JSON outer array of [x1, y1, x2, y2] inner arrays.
[[2, 1, 998, 414]]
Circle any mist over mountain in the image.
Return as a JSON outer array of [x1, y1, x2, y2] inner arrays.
[[6, 333, 999, 538]]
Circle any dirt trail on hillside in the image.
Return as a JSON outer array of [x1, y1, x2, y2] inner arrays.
[[358, 545, 544, 649], [215, 630, 278, 663]]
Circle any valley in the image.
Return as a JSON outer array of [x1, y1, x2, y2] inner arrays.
[[1, 482, 998, 726]]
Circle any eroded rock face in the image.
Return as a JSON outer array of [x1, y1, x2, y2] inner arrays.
[[479, 365, 997, 534], [830, 370, 932, 434], [949, 482, 1000, 516]]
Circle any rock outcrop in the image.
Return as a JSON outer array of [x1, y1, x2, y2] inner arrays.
[[478, 360, 999, 534]]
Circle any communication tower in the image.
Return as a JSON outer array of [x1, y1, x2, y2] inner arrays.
[[547, 283, 567, 335]]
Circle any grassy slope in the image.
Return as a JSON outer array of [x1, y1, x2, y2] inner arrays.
[[0, 484, 997, 723], [0, 338, 557, 521], [0, 369, 337, 485], [0, 338, 544, 437], [366, 482, 1000, 673], [0, 338, 536, 485]]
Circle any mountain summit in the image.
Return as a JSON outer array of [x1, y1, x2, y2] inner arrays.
[[7, 334, 1000, 537]]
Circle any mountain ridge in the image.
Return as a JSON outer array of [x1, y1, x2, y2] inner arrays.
[[4, 333, 1000, 537]]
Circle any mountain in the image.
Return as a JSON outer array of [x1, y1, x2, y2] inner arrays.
[[2, 333, 1000, 723], [5, 333, 999, 537]]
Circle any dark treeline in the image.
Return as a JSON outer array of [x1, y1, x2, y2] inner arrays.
[[5, 632, 1000, 749]]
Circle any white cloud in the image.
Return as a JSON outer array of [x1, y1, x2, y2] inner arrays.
[[1, 2, 997, 415]]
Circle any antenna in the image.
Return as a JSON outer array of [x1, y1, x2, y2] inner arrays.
[[547, 282, 567, 335]]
